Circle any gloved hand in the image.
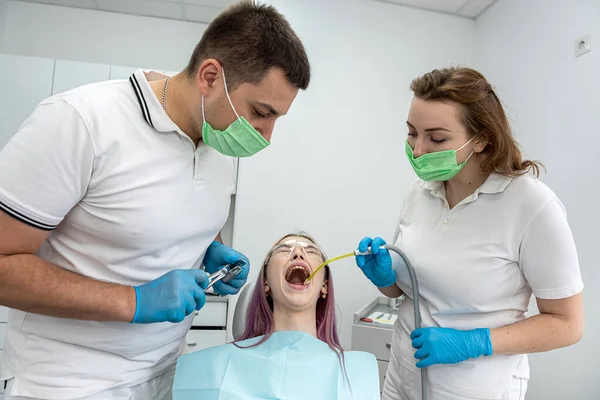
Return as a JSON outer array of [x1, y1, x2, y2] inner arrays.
[[203, 241, 250, 296], [131, 269, 209, 324], [411, 327, 493, 368], [355, 237, 396, 288]]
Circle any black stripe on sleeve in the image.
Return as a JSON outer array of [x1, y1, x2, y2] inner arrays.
[[0, 201, 57, 231]]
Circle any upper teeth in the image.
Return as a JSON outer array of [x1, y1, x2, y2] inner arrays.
[[287, 265, 308, 277]]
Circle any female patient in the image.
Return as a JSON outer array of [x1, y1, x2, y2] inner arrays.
[[172, 232, 380, 400]]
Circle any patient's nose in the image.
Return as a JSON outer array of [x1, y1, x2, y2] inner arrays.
[[291, 247, 306, 260]]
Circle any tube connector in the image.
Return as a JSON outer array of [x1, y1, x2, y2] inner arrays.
[[354, 245, 385, 256]]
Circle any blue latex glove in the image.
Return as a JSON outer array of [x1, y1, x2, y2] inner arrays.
[[355, 237, 396, 288], [411, 327, 493, 368], [203, 241, 250, 296], [132, 269, 209, 324]]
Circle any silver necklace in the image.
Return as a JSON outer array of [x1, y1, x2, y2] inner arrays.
[[161, 77, 170, 109]]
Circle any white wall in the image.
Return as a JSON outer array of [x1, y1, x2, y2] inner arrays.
[[232, 0, 474, 348], [0, 0, 8, 52], [2, 0, 474, 349], [475, 1, 600, 399], [2, 1, 207, 71]]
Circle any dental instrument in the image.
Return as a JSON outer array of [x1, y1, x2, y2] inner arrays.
[[204, 260, 245, 292]]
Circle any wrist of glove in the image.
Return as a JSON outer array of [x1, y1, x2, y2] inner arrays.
[[411, 327, 493, 368], [355, 236, 396, 288], [131, 269, 208, 324]]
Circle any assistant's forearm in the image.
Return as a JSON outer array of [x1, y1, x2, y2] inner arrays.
[[378, 283, 404, 298], [0, 254, 136, 322], [490, 313, 583, 355]]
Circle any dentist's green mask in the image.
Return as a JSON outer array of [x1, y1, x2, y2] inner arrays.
[[201, 68, 270, 157], [405, 137, 475, 181]]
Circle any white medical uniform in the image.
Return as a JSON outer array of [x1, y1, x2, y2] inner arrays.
[[384, 173, 583, 400], [0, 70, 234, 399]]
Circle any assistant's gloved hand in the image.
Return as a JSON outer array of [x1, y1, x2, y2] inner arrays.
[[411, 327, 493, 368], [355, 237, 396, 288], [203, 241, 250, 296], [131, 269, 209, 324]]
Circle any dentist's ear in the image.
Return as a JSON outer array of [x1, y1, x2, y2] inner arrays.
[[196, 59, 222, 96]]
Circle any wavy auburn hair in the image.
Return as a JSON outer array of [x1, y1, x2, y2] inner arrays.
[[410, 67, 544, 177]]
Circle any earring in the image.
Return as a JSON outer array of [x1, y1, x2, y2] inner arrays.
[[321, 293, 327, 299]]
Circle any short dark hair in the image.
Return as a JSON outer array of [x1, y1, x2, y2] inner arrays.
[[185, 0, 310, 91]]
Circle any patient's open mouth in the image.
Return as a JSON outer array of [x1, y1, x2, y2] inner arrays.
[[285, 264, 310, 288]]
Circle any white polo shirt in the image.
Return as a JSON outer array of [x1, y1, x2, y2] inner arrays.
[[0, 70, 234, 399], [388, 173, 583, 399]]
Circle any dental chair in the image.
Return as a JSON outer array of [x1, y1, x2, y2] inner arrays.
[[232, 281, 256, 340]]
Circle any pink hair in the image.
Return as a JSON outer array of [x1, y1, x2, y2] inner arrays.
[[234, 232, 344, 357]]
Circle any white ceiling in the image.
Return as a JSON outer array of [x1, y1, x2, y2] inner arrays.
[[15, 0, 239, 23], [15, 0, 498, 23], [373, 0, 498, 19]]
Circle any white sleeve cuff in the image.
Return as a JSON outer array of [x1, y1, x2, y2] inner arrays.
[[533, 282, 584, 300], [0, 191, 60, 230]]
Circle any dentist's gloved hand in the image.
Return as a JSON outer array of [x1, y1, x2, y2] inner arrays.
[[355, 237, 396, 288], [131, 269, 209, 324], [411, 327, 493, 368], [203, 241, 250, 296]]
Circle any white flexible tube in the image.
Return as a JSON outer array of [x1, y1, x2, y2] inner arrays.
[[355, 245, 428, 400]]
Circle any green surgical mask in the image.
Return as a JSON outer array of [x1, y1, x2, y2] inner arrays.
[[201, 68, 270, 157], [405, 137, 475, 181]]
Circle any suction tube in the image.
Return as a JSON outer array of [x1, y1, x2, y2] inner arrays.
[[355, 244, 428, 400]]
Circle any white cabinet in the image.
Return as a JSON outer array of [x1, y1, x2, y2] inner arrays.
[[0, 350, 3, 394], [185, 330, 227, 354], [192, 301, 227, 327], [52, 59, 110, 95], [352, 297, 396, 393], [0, 323, 6, 350], [0, 307, 7, 363], [1, 307, 8, 350], [0, 306, 8, 322], [186, 298, 228, 354], [0, 54, 54, 149]]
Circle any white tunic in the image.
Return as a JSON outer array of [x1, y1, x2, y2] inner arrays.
[[0, 70, 234, 399], [384, 173, 583, 400]]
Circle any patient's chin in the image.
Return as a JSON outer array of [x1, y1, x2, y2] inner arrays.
[[277, 286, 319, 311]]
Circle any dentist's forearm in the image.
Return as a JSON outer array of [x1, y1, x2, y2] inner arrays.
[[378, 283, 403, 298], [0, 254, 136, 322]]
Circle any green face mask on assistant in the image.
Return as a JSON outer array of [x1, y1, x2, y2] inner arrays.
[[405, 137, 475, 181], [201, 68, 270, 157]]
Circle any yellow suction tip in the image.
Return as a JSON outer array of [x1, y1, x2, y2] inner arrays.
[[304, 251, 356, 285]]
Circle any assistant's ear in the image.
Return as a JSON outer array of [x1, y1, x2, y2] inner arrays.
[[473, 136, 489, 153]]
